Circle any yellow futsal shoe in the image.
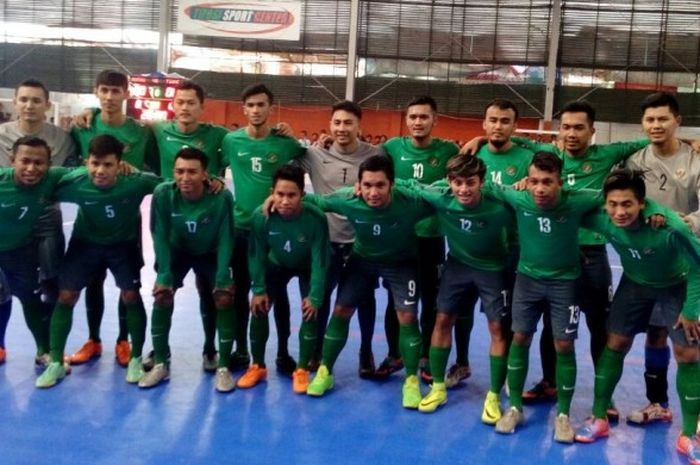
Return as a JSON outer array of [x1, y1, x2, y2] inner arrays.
[[418, 383, 447, 413], [402, 375, 422, 409], [481, 391, 502, 424]]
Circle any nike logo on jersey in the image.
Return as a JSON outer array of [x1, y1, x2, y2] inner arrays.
[[84, 201, 98, 205], [400, 156, 412, 161], [686, 395, 700, 401], [523, 211, 534, 217], [171, 213, 184, 217], [0, 202, 15, 208], [354, 219, 369, 224], [166, 136, 181, 141], [269, 231, 282, 235], [237, 152, 250, 157]]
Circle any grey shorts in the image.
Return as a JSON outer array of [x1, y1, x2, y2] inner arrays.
[[436, 257, 509, 322], [511, 273, 580, 340], [609, 275, 690, 346], [337, 255, 418, 313]]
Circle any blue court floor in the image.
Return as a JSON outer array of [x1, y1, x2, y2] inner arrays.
[[0, 200, 690, 465]]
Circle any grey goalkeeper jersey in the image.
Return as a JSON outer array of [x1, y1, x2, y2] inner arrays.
[[299, 141, 383, 243], [626, 141, 700, 235], [0, 120, 78, 168]]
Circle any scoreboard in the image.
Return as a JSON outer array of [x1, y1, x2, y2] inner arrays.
[[127, 75, 183, 121]]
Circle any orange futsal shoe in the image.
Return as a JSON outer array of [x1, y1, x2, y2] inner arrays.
[[236, 364, 268, 388], [115, 340, 131, 367], [68, 339, 103, 365], [293, 368, 310, 394]]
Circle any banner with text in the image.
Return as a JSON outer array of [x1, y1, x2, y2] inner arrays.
[[178, 0, 302, 41]]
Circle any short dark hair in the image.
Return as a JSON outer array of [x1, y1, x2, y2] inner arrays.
[[561, 100, 596, 125], [174, 147, 208, 170], [176, 80, 205, 103], [88, 134, 124, 161], [11, 135, 51, 160], [331, 100, 362, 120], [407, 96, 437, 113], [530, 151, 563, 176], [241, 83, 274, 104], [641, 92, 680, 117], [484, 98, 519, 121], [358, 155, 394, 183], [16, 79, 49, 101], [446, 155, 486, 181], [95, 70, 129, 91], [273, 164, 305, 191], [603, 168, 646, 202]]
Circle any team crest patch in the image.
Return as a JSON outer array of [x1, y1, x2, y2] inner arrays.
[[429, 157, 439, 167], [506, 166, 517, 176], [477, 221, 487, 229], [123, 144, 132, 153], [121, 198, 131, 204], [201, 216, 211, 224], [195, 139, 205, 149], [556, 216, 568, 223], [581, 162, 593, 173], [676, 168, 686, 179], [643, 248, 655, 255], [297, 234, 306, 243], [267, 153, 278, 163]]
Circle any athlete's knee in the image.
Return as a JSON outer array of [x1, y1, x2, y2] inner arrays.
[[434, 313, 454, 331], [673, 344, 700, 364], [154, 293, 173, 308], [120, 290, 140, 305], [214, 292, 233, 309], [646, 326, 669, 347], [554, 339, 574, 353], [607, 333, 632, 352], [396, 311, 417, 325], [57, 289, 79, 306], [512, 332, 532, 346], [332, 305, 353, 319]]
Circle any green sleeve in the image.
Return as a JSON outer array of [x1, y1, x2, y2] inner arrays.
[[248, 211, 269, 296], [581, 208, 611, 235], [303, 191, 346, 214], [512, 136, 558, 155], [603, 139, 650, 165], [683, 268, 700, 320], [214, 193, 235, 289], [307, 214, 330, 309], [151, 189, 174, 287]]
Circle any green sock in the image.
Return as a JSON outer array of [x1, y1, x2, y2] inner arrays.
[[506, 343, 529, 410], [124, 299, 146, 358], [399, 322, 422, 376], [677, 362, 700, 437], [233, 300, 249, 355], [555, 351, 577, 415], [49, 302, 75, 362], [85, 284, 104, 342], [117, 299, 129, 342], [321, 316, 350, 372], [592, 347, 625, 418], [217, 305, 235, 368], [429, 346, 450, 383], [151, 304, 174, 364], [298, 319, 317, 368], [200, 297, 217, 355], [490, 354, 507, 394], [249, 314, 269, 367], [21, 300, 47, 354]]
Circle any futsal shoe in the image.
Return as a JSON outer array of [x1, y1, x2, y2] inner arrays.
[[374, 356, 404, 379], [0, 347, 5, 364], [522, 379, 556, 403], [627, 403, 673, 424], [495, 407, 524, 434], [35, 361, 69, 388], [358, 350, 375, 379], [418, 383, 447, 413], [307, 365, 334, 396], [202, 352, 219, 373], [126, 357, 144, 383], [275, 354, 297, 378], [574, 417, 610, 443], [215, 367, 236, 393], [293, 368, 310, 394], [68, 339, 102, 365], [402, 375, 422, 409], [236, 364, 268, 388], [229, 351, 251, 371], [481, 391, 502, 424], [554, 414, 575, 443], [115, 340, 131, 367], [444, 363, 471, 388], [677, 434, 700, 465], [138, 363, 170, 388]]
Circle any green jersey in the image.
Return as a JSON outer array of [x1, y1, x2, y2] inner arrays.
[[54, 168, 161, 244], [583, 201, 700, 319], [152, 121, 228, 179], [476, 144, 534, 186], [151, 182, 235, 289], [383, 137, 458, 237], [222, 129, 305, 230], [305, 186, 433, 263], [514, 136, 649, 245], [408, 183, 513, 271], [0, 167, 70, 251], [485, 184, 601, 279], [72, 110, 158, 171], [249, 204, 330, 308]]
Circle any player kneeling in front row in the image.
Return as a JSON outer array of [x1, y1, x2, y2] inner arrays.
[[573, 169, 700, 465], [36, 135, 160, 388], [402, 156, 513, 419], [303, 155, 433, 407], [138, 148, 237, 392], [241, 165, 330, 393]]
